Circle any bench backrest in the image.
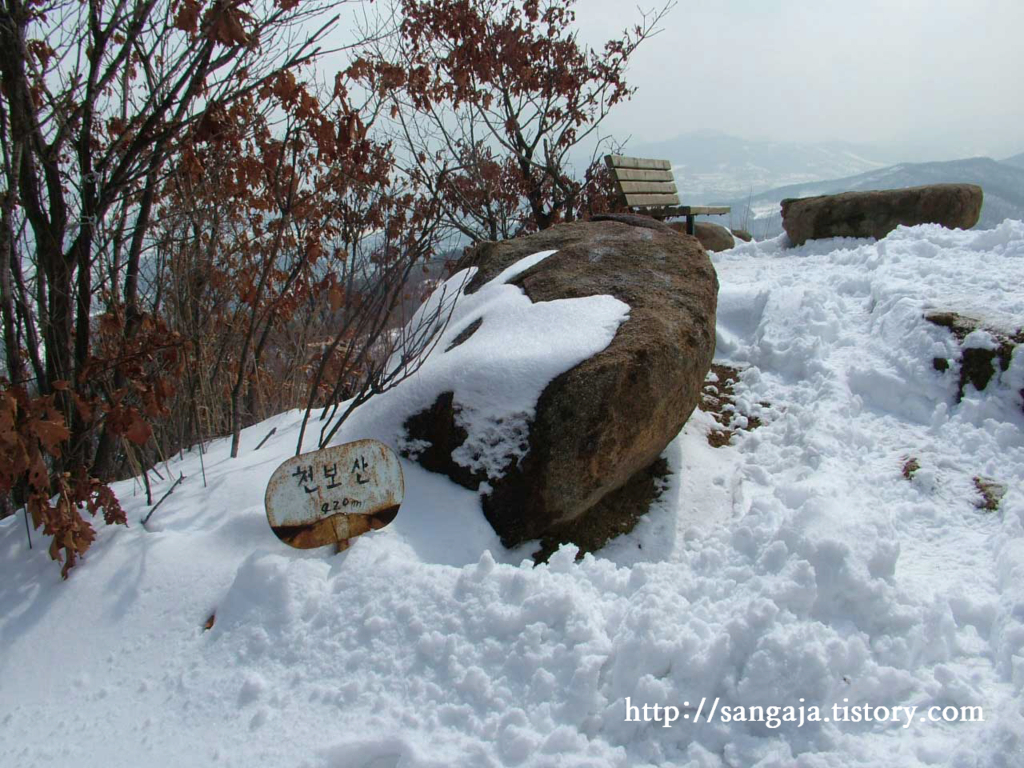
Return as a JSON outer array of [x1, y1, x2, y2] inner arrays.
[[604, 155, 680, 210]]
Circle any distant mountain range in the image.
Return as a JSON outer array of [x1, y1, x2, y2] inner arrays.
[[612, 132, 1024, 240], [1003, 152, 1024, 170], [721, 156, 1024, 239], [626, 132, 897, 201]]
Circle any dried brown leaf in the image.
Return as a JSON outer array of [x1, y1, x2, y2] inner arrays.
[[31, 418, 70, 456]]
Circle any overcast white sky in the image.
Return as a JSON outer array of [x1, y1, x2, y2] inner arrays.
[[571, 0, 1024, 158]]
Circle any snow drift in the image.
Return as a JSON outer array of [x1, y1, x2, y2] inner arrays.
[[1, 221, 1022, 768]]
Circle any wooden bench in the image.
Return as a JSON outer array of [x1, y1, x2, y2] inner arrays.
[[604, 154, 730, 235]]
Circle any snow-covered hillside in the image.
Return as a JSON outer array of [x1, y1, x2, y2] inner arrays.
[[1, 222, 1022, 768]]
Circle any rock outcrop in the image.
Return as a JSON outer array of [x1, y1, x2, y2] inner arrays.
[[405, 219, 718, 553], [926, 311, 1023, 408], [667, 221, 736, 252], [781, 184, 983, 246], [696, 222, 736, 251]]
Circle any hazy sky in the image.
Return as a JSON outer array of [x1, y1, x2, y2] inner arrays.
[[572, 0, 1024, 159]]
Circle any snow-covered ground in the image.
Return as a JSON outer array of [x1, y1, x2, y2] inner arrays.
[[1, 222, 1022, 768]]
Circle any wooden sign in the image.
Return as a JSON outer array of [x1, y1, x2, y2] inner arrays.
[[264, 439, 404, 549]]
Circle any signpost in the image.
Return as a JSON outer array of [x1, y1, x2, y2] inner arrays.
[[264, 439, 404, 550]]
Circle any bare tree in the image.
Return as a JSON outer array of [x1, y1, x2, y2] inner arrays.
[[0, 0, 361, 463], [297, 208, 465, 454], [351, 0, 674, 240], [0, 0, 404, 574]]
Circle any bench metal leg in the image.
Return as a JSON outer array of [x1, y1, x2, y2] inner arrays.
[[686, 214, 695, 235]]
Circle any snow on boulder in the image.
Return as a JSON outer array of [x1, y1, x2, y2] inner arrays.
[[404, 218, 718, 553], [780, 183, 983, 246]]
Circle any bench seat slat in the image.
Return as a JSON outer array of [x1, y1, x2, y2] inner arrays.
[[624, 192, 681, 207], [640, 205, 732, 217], [606, 155, 672, 171], [679, 206, 731, 215], [618, 181, 678, 195], [612, 169, 675, 182]]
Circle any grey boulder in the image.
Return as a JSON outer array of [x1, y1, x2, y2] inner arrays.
[[781, 184, 983, 246]]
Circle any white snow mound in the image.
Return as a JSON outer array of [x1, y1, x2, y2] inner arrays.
[[1, 223, 1023, 767]]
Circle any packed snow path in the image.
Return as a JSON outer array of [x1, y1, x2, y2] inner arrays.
[[1, 222, 1022, 767]]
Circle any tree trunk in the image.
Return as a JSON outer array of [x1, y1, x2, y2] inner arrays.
[[0, 181, 25, 387]]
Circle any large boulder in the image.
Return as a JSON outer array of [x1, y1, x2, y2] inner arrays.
[[406, 219, 718, 551], [589, 212, 680, 234], [781, 184, 983, 246], [667, 221, 736, 252]]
